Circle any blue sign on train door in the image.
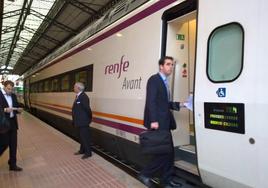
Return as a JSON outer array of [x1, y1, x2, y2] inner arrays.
[[216, 88, 226, 97]]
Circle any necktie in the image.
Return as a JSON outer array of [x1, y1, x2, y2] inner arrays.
[[164, 79, 170, 101]]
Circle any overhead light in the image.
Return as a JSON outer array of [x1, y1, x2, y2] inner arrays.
[[0, 65, 6, 69], [87, 48, 92, 51], [116, 33, 123, 37], [7, 66, 13, 70], [1, 70, 9, 74], [32, 75, 36, 78]]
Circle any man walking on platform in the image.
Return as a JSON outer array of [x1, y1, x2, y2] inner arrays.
[[0, 80, 23, 171], [138, 56, 184, 188], [72, 82, 92, 159]]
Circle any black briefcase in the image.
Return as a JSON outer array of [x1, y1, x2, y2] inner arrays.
[[0, 108, 10, 134], [139, 130, 172, 155]]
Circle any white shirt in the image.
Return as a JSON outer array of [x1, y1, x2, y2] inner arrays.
[[1, 88, 14, 118], [76, 91, 82, 99]]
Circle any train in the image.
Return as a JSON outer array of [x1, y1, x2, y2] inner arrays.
[[20, 0, 268, 187]]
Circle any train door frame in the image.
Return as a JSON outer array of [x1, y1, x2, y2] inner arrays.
[[161, 0, 200, 176]]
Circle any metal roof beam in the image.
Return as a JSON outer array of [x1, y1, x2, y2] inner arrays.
[[30, 9, 77, 34], [15, 44, 27, 52], [0, 0, 3, 47], [1, 37, 13, 44], [20, 37, 50, 52], [24, 26, 60, 45], [4, 0, 34, 67], [2, 9, 22, 19], [76, 0, 121, 32], [21, 55, 39, 61], [67, 0, 97, 15], [1, 26, 17, 34], [0, 46, 11, 51], [23, 50, 43, 58], [14, 2, 69, 66]]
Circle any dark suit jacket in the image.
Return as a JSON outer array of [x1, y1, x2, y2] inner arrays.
[[0, 90, 19, 130], [144, 73, 180, 130], [72, 92, 92, 127]]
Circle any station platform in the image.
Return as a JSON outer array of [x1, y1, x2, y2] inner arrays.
[[0, 112, 145, 188]]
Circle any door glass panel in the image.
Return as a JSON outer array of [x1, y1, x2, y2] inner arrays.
[[207, 23, 244, 82]]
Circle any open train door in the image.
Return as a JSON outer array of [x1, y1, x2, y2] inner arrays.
[[194, 0, 266, 187], [163, 0, 198, 176]]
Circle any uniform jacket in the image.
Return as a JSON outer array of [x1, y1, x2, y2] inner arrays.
[[0, 90, 19, 130], [72, 92, 92, 127], [143, 73, 180, 130]]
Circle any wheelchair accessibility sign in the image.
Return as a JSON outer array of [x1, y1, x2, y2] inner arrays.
[[216, 88, 226, 97]]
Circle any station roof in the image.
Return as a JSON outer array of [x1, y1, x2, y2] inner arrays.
[[0, 0, 120, 75]]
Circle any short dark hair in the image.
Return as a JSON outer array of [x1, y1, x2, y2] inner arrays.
[[158, 56, 174, 66], [3, 80, 14, 87]]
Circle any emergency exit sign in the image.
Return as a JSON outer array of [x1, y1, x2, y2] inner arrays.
[[176, 34, 185, 40]]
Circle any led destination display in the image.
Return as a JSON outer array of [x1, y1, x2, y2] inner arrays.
[[204, 103, 245, 134]]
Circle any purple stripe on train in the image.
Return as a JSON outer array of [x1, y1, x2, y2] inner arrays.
[[34, 103, 145, 135], [93, 117, 145, 135]]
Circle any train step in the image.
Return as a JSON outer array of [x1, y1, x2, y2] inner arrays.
[[175, 144, 197, 164], [175, 160, 199, 176]]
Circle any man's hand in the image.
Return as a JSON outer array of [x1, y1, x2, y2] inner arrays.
[[180, 102, 186, 108], [4, 108, 13, 113], [150, 122, 159, 130]]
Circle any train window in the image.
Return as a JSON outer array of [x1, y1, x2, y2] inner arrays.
[[38, 82, 44, 93], [207, 23, 244, 82], [44, 80, 51, 92], [51, 78, 59, 92], [75, 71, 87, 88], [87, 65, 93, 92], [30, 84, 34, 93], [31, 83, 37, 93], [61, 74, 70, 91]]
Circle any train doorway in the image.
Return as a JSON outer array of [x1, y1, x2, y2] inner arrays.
[[164, 9, 198, 175]]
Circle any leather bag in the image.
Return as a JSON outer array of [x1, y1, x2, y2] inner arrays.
[[139, 130, 172, 155]]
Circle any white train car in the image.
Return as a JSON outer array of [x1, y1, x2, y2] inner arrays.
[[23, 0, 268, 187]]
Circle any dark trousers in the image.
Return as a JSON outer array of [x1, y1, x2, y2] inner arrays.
[[7, 128, 17, 167], [0, 133, 9, 156], [0, 118, 18, 166], [141, 137, 174, 184], [78, 126, 92, 155], [8, 118, 18, 167]]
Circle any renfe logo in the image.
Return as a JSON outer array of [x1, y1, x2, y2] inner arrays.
[[105, 55, 129, 78]]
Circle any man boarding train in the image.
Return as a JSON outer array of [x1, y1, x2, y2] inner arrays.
[[139, 56, 191, 188]]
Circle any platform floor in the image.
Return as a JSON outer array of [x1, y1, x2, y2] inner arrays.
[[0, 112, 145, 188]]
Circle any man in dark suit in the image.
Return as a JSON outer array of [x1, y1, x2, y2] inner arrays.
[[0, 80, 23, 171], [72, 82, 92, 159], [138, 57, 184, 188]]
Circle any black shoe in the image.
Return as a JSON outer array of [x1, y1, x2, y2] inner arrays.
[[163, 181, 182, 188], [137, 174, 154, 187], [81, 154, 92, 159], [74, 151, 84, 155], [9, 166, 23, 171], [169, 180, 182, 187]]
